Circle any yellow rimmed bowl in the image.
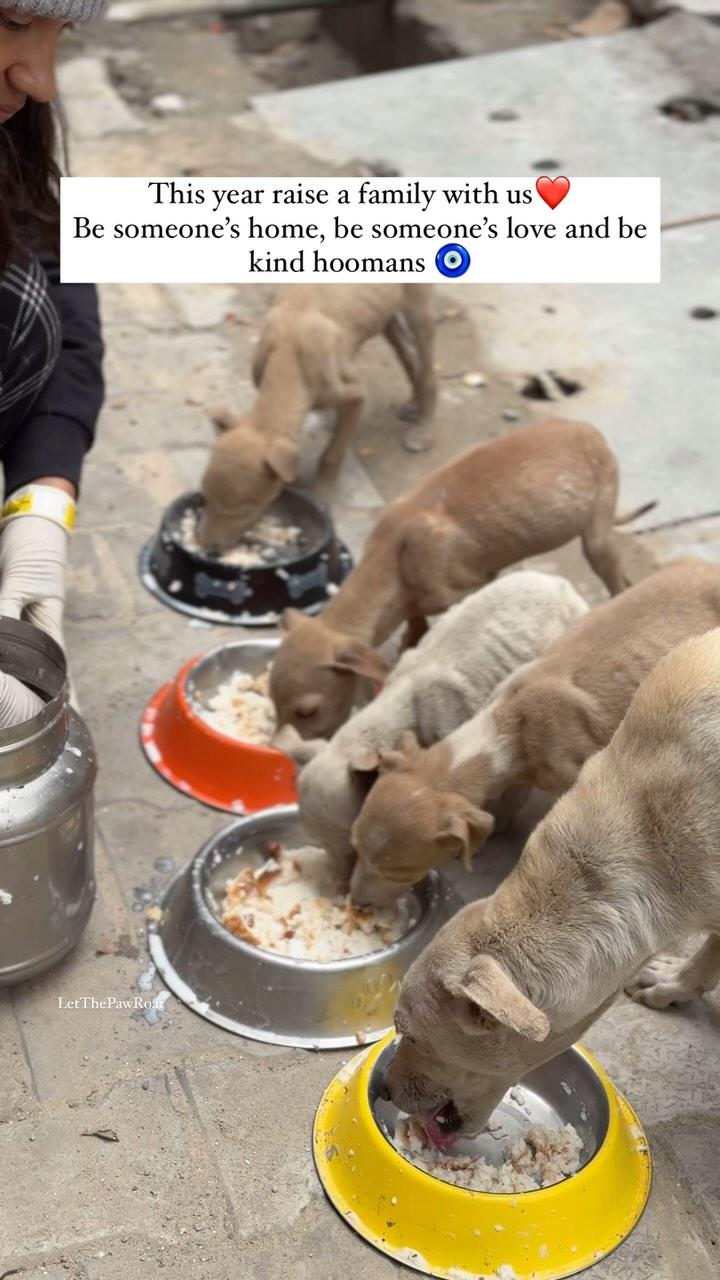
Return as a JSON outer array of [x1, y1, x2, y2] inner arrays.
[[314, 1033, 651, 1279]]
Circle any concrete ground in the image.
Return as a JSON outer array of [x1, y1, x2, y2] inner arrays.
[[1, 5, 719, 1278]]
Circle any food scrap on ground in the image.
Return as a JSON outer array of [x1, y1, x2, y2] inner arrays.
[[220, 842, 416, 961]]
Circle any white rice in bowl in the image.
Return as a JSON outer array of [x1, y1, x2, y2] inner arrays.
[[394, 1115, 583, 1193], [195, 668, 276, 745], [179, 509, 304, 567], [220, 842, 417, 962]]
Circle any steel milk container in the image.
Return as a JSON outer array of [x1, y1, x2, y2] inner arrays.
[[0, 618, 96, 985]]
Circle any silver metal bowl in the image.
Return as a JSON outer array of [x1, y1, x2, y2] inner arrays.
[[0, 619, 96, 986], [148, 806, 462, 1049], [185, 636, 277, 708], [371, 1039, 609, 1181]]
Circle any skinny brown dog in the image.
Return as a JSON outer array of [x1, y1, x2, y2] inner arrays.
[[197, 284, 437, 550], [351, 558, 720, 896], [270, 419, 652, 740], [383, 628, 720, 1144]]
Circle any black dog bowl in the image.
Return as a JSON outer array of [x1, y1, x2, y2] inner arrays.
[[139, 489, 353, 626]]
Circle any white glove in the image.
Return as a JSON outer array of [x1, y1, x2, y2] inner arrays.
[[0, 513, 68, 649], [0, 668, 44, 728]]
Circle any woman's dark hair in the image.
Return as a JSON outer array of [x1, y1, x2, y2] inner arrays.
[[0, 100, 62, 270]]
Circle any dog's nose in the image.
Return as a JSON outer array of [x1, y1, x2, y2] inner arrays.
[[378, 1080, 392, 1102]]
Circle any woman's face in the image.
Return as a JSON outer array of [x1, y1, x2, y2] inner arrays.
[[0, 7, 65, 121]]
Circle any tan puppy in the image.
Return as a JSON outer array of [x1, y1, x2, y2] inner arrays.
[[383, 628, 720, 1143], [197, 284, 437, 549], [270, 419, 653, 740], [352, 558, 720, 891]]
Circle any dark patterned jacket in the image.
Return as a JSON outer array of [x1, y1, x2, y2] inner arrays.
[[0, 253, 104, 495]]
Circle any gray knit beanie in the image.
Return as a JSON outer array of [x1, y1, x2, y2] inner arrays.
[[10, 0, 109, 18]]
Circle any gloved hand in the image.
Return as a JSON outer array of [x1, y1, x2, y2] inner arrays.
[[0, 510, 69, 649], [0, 668, 44, 729]]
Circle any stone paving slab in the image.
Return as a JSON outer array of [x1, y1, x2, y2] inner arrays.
[[252, 19, 720, 530], [183, 1051, 333, 1239], [99, 283, 180, 334], [58, 57, 145, 139], [640, 515, 720, 564], [0, 1074, 233, 1265], [252, 19, 720, 220]]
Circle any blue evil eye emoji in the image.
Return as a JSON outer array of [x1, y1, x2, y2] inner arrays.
[[435, 242, 470, 278]]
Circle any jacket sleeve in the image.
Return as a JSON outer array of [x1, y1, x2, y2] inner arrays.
[[1, 254, 104, 495]]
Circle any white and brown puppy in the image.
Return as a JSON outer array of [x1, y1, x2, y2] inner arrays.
[[270, 419, 654, 740], [197, 283, 437, 550], [352, 558, 720, 891], [286, 572, 588, 888], [383, 627, 720, 1144]]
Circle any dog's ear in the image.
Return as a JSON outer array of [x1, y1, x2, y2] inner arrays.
[[376, 748, 408, 773], [280, 608, 305, 633], [397, 730, 422, 760], [273, 723, 326, 765], [326, 641, 387, 685], [437, 801, 495, 871], [447, 955, 550, 1042], [295, 737, 327, 763], [208, 404, 237, 434], [376, 730, 424, 774], [264, 437, 298, 484], [349, 746, 381, 773]]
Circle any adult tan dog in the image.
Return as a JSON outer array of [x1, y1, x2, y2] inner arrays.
[[383, 627, 720, 1144], [352, 559, 720, 894], [269, 419, 653, 740], [196, 284, 437, 550], [286, 572, 587, 888]]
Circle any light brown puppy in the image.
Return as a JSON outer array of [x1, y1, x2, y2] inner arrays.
[[384, 628, 720, 1143], [197, 284, 437, 549], [270, 418, 652, 740], [352, 558, 720, 892]]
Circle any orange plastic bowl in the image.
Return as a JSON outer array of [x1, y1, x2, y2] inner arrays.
[[140, 638, 296, 814]]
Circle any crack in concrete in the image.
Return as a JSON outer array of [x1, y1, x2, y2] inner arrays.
[[8, 992, 41, 1105], [173, 1066, 243, 1247], [635, 508, 720, 535]]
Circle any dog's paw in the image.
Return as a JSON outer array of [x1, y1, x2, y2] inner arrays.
[[625, 955, 697, 1009], [403, 426, 433, 453], [397, 400, 418, 423]]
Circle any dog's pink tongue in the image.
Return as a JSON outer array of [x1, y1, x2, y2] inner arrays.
[[422, 1115, 456, 1150]]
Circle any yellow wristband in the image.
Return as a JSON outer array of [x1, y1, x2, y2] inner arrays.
[[1, 485, 76, 531]]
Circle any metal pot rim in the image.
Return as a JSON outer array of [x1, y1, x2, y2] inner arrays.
[[0, 617, 67, 748]]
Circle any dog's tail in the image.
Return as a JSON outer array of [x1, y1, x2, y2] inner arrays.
[[614, 499, 658, 526]]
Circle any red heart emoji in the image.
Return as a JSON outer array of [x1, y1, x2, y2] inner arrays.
[[536, 175, 570, 210]]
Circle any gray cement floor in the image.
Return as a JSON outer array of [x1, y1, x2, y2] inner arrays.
[[2, 8, 719, 1278]]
